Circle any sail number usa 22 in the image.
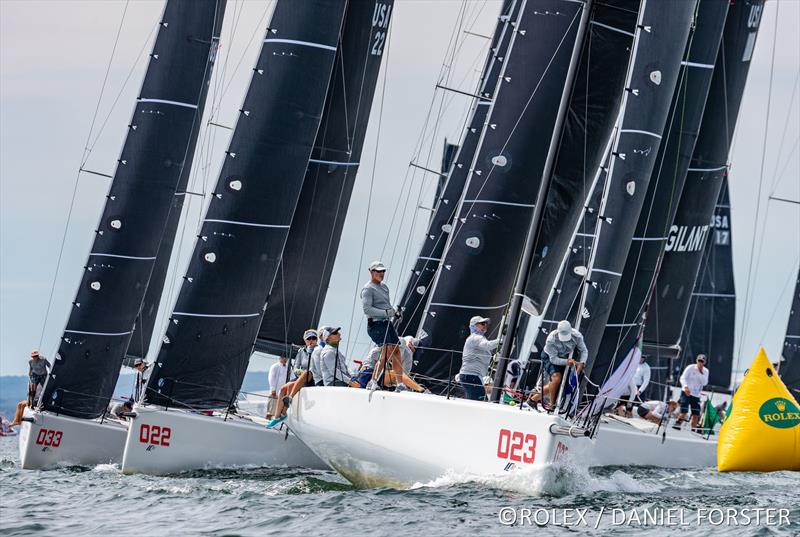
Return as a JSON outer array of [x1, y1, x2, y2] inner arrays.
[[371, 3, 392, 56], [139, 424, 171, 447], [497, 428, 537, 464]]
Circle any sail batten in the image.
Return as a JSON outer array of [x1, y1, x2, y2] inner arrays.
[[144, 0, 349, 410], [41, 0, 227, 419]]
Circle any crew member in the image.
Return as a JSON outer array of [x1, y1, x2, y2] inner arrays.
[[310, 326, 327, 387], [458, 316, 499, 401], [266, 355, 290, 419], [273, 329, 319, 420], [27, 350, 51, 406], [616, 355, 651, 416], [531, 320, 588, 409], [110, 399, 134, 420], [675, 354, 710, 431], [636, 400, 677, 424], [319, 327, 353, 387], [361, 261, 406, 391], [132, 358, 149, 402]]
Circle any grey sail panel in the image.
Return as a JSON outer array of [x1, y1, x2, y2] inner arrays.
[[414, 0, 587, 383], [591, 0, 729, 387], [643, 0, 765, 354], [127, 2, 227, 365], [396, 0, 519, 338], [42, 0, 226, 419], [144, 0, 347, 409], [573, 0, 695, 387], [679, 179, 735, 390], [255, 0, 394, 356], [779, 269, 800, 396], [524, 0, 639, 315]]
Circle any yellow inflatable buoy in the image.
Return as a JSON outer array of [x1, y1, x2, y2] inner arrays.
[[717, 347, 800, 472]]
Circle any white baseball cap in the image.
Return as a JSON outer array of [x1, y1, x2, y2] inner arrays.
[[368, 260, 386, 272], [470, 316, 490, 326], [557, 320, 573, 342]]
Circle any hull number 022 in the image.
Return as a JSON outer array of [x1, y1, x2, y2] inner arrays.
[[139, 424, 171, 447]]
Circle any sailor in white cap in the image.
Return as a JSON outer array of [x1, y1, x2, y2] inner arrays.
[[532, 320, 587, 409], [310, 325, 328, 387], [361, 261, 407, 391], [457, 316, 500, 400]]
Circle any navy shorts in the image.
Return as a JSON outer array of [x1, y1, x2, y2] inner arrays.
[[367, 319, 400, 346], [459, 374, 485, 401], [541, 352, 565, 377], [356, 367, 375, 388], [29, 373, 46, 386], [679, 392, 701, 416]]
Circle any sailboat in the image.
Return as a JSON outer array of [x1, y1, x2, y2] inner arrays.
[[120, 0, 393, 475], [778, 269, 800, 398], [286, 0, 751, 489], [19, 0, 226, 470]]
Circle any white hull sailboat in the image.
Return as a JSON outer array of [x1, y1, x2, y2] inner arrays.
[[288, 388, 716, 489], [120, 404, 324, 475], [18, 408, 127, 470]]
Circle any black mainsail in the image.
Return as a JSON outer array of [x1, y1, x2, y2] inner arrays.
[[255, 0, 394, 356], [573, 0, 696, 386], [41, 0, 226, 419], [414, 0, 590, 383], [396, 0, 519, 338], [679, 179, 736, 390], [144, 0, 348, 410], [127, 3, 227, 365], [644, 0, 765, 365], [779, 269, 800, 397], [523, 0, 639, 315], [589, 0, 729, 386]]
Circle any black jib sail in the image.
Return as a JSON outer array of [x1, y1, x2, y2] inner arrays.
[[779, 269, 800, 397], [414, 0, 589, 384], [396, 0, 519, 338], [144, 0, 348, 410], [644, 0, 765, 359], [127, 3, 227, 365], [679, 179, 736, 390], [573, 1, 696, 386], [590, 0, 730, 387], [255, 0, 394, 356], [523, 0, 639, 315], [41, 0, 226, 419]]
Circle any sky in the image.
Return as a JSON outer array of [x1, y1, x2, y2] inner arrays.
[[0, 0, 798, 379]]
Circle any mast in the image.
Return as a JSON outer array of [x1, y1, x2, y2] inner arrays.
[[411, 0, 592, 386], [489, 1, 594, 402], [643, 0, 765, 367], [396, 0, 519, 338], [255, 0, 394, 356], [678, 178, 735, 391], [41, 0, 226, 419], [779, 269, 800, 397], [127, 2, 227, 365], [571, 0, 696, 387], [144, 0, 348, 410], [589, 0, 730, 389]]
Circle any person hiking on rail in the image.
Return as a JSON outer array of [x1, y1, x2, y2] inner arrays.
[[272, 329, 319, 420], [310, 325, 327, 387], [27, 350, 51, 406], [361, 261, 406, 391], [530, 320, 587, 410], [457, 316, 500, 401]]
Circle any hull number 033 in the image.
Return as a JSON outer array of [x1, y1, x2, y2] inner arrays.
[[497, 428, 536, 464], [139, 424, 171, 447], [35, 428, 63, 447]]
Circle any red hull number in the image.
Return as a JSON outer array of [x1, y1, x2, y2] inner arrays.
[[497, 428, 536, 464], [35, 428, 63, 447], [138, 424, 171, 446]]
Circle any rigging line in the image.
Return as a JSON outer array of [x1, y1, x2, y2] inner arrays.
[[38, 0, 132, 350], [736, 0, 780, 375], [769, 135, 800, 195], [768, 68, 800, 196], [757, 257, 799, 346]]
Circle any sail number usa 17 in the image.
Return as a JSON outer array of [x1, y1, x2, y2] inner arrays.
[[497, 429, 537, 464], [371, 2, 392, 56]]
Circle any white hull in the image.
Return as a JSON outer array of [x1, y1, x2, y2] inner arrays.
[[120, 404, 326, 475], [288, 388, 717, 488], [18, 408, 127, 469]]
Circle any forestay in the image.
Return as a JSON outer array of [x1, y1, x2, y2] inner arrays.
[[144, 0, 348, 410], [42, 0, 226, 419]]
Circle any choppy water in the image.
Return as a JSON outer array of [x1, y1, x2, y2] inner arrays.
[[0, 437, 796, 536]]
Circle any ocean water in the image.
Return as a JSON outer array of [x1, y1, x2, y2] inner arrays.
[[0, 437, 796, 536]]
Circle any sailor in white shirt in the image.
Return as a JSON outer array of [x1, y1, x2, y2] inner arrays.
[[675, 354, 710, 431], [636, 399, 678, 423], [267, 356, 290, 418], [617, 356, 652, 416]]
